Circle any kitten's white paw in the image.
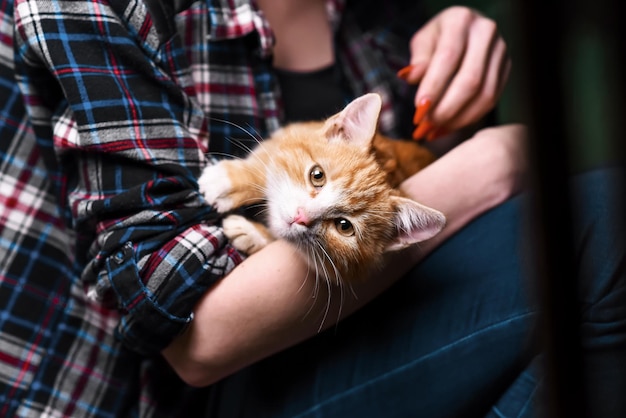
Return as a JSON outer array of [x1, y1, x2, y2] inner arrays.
[[223, 214, 270, 254], [198, 163, 233, 212]]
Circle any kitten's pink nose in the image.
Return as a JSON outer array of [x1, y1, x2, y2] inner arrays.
[[293, 207, 309, 226]]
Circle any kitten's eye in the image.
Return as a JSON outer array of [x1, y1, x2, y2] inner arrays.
[[334, 218, 355, 236], [309, 165, 325, 187]]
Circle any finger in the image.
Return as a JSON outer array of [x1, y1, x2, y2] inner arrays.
[[494, 42, 512, 99], [429, 17, 499, 126], [414, 9, 472, 108], [444, 37, 510, 131], [412, 119, 436, 140], [398, 23, 439, 85]]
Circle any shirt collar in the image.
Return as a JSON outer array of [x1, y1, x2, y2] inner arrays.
[[201, 0, 273, 57], [199, 0, 346, 58]]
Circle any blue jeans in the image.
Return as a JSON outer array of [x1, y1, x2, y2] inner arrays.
[[205, 166, 625, 418]]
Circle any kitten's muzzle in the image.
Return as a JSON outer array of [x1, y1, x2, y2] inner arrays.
[[291, 207, 310, 226]]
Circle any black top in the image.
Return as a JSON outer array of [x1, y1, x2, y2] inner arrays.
[[275, 63, 347, 123]]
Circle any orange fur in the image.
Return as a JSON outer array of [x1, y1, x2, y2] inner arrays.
[[199, 94, 445, 282], [372, 132, 436, 188]]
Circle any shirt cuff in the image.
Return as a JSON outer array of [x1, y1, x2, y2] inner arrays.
[[94, 223, 243, 355]]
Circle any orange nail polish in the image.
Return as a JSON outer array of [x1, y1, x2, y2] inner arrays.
[[412, 120, 434, 140], [413, 98, 432, 125], [397, 65, 415, 79], [426, 128, 450, 141]]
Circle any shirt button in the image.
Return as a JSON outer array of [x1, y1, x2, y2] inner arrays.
[[114, 250, 125, 263]]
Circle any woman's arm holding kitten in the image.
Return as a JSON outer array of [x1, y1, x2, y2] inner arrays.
[[162, 123, 528, 387]]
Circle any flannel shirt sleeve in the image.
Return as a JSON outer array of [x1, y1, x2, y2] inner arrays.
[[13, 0, 243, 355]]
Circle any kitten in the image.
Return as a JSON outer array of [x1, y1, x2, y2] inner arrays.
[[198, 93, 445, 282]]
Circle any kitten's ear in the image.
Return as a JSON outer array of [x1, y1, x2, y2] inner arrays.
[[323, 93, 382, 147], [387, 196, 446, 251]]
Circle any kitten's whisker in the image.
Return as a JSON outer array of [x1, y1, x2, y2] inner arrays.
[[302, 247, 323, 321], [318, 241, 348, 333], [253, 208, 270, 218], [334, 275, 345, 334], [236, 197, 266, 207], [226, 156, 277, 201], [207, 119, 271, 176], [207, 119, 276, 179], [312, 240, 342, 333], [310, 247, 322, 301], [205, 151, 243, 161], [251, 184, 269, 196], [288, 242, 322, 323], [302, 245, 324, 325], [311, 251, 320, 292], [242, 201, 268, 210], [318, 262, 333, 334], [214, 134, 254, 156], [346, 279, 358, 300], [209, 117, 264, 144], [315, 240, 342, 285]]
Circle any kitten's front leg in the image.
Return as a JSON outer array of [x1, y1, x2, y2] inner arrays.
[[222, 214, 274, 254], [198, 158, 266, 212]]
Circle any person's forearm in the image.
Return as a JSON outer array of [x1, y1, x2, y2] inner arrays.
[[162, 239, 420, 387], [162, 124, 529, 387]]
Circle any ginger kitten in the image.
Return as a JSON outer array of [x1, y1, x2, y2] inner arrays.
[[198, 93, 445, 282]]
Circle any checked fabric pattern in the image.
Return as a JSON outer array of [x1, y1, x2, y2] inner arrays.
[[0, 0, 421, 415]]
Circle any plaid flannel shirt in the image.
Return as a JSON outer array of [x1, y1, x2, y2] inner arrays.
[[0, 0, 423, 415]]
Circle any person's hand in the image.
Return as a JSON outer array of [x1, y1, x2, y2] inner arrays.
[[397, 6, 511, 141]]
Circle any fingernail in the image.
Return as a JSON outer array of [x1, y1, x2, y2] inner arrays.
[[397, 65, 415, 80], [412, 120, 435, 140], [425, 129, 438, 141], [412, 98, 432, 125], [426, 127, 450, 141]]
